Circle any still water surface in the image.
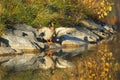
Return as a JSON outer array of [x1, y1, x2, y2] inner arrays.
[[0, 33, 120, 80]]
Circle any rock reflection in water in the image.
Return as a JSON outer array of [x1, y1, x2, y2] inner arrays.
[[0, 41, 97, 72], [0, 33, 120, 80]]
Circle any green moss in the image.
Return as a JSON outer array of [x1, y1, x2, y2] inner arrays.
[[0, 0, 114, 29], [0, 23, 5, 37]]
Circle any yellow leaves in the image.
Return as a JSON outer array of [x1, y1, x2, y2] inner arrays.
[[101, 71, 106, 77], [88, 0, 114, 19], [104, 67, 109, 72], [108, 6, 112, 11], [100, 1, 105, 7], [91, 73, 95, 77], [88, 62, 93, 68], [79, 77, 84, 80], [82, 0, 111, 17], [105, 63, 109, 67], [109, 52, 113, 57], [97, 11, 101, 15], [114, 63, 119, 71], [104, 12, 107, 16], [88, 75, 92, 79], [101, 57, 106, 63]]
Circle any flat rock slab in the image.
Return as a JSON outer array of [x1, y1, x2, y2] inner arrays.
[[2, 35, 37, 50], [0, 47, 16, 55], [62, 40, 87, 47], [45, 43, 62, 49]]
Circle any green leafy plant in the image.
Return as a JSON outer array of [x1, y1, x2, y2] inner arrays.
[[0, 0, 114, 28]]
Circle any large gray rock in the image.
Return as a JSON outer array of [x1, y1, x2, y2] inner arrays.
[[2, 24, 46, 51], [60, 31, 98, 47], [2, 35, 37, 50], [0, 47, 16, 55], [55, 27, 76, 37], [13, 24, 36, 32], [13, 24, 39, 38], [56, 27, 100, 43], [80, 19, 115, 36], [72, 28, 99, 42], [92, 29, 109, 38], [103, 24, 115, 33], [13, 24, 39, 42], [80, 19, 105, 30], [13, 28, 45, 50], [60, 32, 97, 47], [13, 30, 36, 40]]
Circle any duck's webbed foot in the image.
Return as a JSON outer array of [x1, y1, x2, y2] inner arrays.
[[47, 39, 54, 44]]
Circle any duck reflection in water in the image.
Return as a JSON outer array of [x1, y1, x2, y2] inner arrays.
[[46, 50, 55, 57]]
